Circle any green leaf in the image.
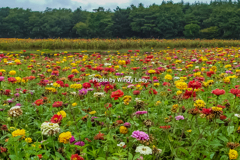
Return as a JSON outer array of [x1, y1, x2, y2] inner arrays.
[[218, 136, 228, 143], [220, 155, 228, 160], [177, 147, 189, 156], [96, 157, 106, 160], [128, 152, 133, 160], [216, 119, 225, 123], [227, 126, 234, 136], [55, 152, 65, 160]]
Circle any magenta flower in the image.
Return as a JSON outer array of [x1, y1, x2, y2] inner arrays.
[[175, 115, 184, 120], [79, 88, 88, 95], [124, 122, 131, 127], [74, 141, 85, 146], [135, 111, 147, 115], [70, 136, 76, 144], [131, 130, 149, 141], [0, 76, 4, 82]]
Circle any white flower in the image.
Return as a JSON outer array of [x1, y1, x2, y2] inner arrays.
[[195, 66, 199, 69], [94, 92, 105, 98], [41, 122, 60, 136], [235, 114, 240, 118], [135, 98, 143, 103], [135, 145, 152, 155], [117, 142, 125, 147], [174, 77, 180, 80], [234, 62, 238, 64], [8, 106, 23, 117], [124, 76, 132, 79], [70, 92, 77, 95], [104, 63, 111, 66]]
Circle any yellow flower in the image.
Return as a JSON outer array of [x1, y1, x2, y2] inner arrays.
[[229, 149, 238, 160], [9, 70, 16, 75], [12, 129, 26, 139], [194, 99, 206, 109], [187, 130, 192, 133], [70, 84, 82, 89], [89, 111, 96, 115], [176, 90, 182, 95], [58, 131, 72, 144], [155, 101, 161, 106], [154, 83, 159, 87], [71, 69, 79, 74], [53, 82, 60, 88], [57, 110, 66, 118], [72, 103, 77, 107], [119, 126, 128, 134], [148, 69, 156, 74], [164, 74, 172, 80], [32, 142, 42, 148], [25, 137, 32, 143], [212, 107, 222, 112], [175, 82, 187, 90]]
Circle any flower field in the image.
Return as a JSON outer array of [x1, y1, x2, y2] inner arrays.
[[1, 48, 240, 160], [1, 38, 240, 50]]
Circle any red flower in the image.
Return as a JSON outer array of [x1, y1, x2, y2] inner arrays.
[[56, 81, 64, 87], [0, 147, 7, 153], [4, 89, 11, 96], [128, 50, 132, 53], [133, 90, 140, 95], [211, 89, 225, 96], [37, 154, 42, 159], [162, 82, 171, 86], [0, 72, 2, 76], [83, 82, 91, 89], [202, 108, 212, 115], [149, 88, 157, 95], [104, 84, 114, 93], [50, 114, 63, 123], [68, 74, 74, 80], [160, 125, 171, 129], [23, 89, 27, 94], [220, 115, 227, 120], [94, 131, 104, 140], [230, 88, 240, 96], [71, 154, 84, 160], [183, 90, 196, 99], [188, 80, 202, 89], [52, 101, 63, 107], [105, 103, 112, 109], [23, 50, 26, 52], [206, 71, 214, 77], [8, 77, 17, 83], [34, 99, 44, 106], [116, 120, 124, 124], [111, 90, 124, 100]]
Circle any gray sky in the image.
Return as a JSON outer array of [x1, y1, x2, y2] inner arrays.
[[0, 0, 205, 11]]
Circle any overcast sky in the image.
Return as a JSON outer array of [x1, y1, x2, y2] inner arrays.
[[0, 0, 209, 11]]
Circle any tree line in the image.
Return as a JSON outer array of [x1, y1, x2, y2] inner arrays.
[[1, 0, 240, 39]]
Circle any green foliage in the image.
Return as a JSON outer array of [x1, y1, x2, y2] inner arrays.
[[1, 1, 240, 39], [183, 23, 200, 38]]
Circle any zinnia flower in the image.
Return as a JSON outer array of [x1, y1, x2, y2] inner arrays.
[[131, 130, 149, 141]]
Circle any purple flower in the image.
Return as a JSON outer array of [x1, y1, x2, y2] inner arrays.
[[79, 88, 88, 95], [0, 76, 4, 82], [131, 130, 149, 141], [74, 141, 85, 146], [87, 88, 94, 91], [70, 136, 76, 144], [135, 111, 147, 115], [175, 115, 184, 120], [191, 59, 197, 62], [16, 88, 22, 91], [15, 103, 21, 106]]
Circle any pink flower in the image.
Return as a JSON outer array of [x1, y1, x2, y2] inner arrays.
[[0, 76, 4, 82], [131, 130, 149, 141], [175, 115, 184, 120], [135, 111, 147, 115]]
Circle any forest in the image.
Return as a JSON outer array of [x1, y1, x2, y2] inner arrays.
[[1, 0, 240, 39]]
